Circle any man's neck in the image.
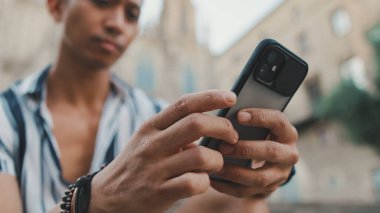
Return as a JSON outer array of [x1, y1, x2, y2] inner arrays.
[[47, 43, 111, 110]]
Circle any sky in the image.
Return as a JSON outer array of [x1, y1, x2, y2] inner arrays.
[[139, 0, 284, 54]]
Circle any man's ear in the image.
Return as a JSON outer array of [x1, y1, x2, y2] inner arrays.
[[47, 0, 67, 22]]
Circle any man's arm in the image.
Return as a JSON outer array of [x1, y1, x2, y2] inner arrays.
[[1, 90, 239, 213], [0, 174, 23, 213]]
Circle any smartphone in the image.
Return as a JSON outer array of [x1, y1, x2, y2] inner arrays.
[[200, 39, 308, 178]]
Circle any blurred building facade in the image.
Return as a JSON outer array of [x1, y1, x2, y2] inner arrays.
[[0, 0, 57, 88], [114, 0, 214, 102], [214, 0, 380, 206], [1, 0, 380, 209]]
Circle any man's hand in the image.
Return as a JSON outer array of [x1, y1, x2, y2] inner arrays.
[[88, 90, 238, 213], [211, 108, 299, 198]]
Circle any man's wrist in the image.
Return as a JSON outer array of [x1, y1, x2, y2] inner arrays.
[[88, 175, 108, 213]]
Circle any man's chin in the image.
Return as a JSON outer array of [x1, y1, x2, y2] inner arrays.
[[86, 55, 120, 70]]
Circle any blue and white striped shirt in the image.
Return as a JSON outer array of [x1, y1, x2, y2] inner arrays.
[[0, 66, 166, 213]]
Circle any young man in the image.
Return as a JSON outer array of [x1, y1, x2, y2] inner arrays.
[[0, 0, 299, 212]]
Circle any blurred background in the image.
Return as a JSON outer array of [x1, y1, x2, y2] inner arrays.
[[2, 0, 380, 212]]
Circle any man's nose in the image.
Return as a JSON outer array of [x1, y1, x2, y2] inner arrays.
[[104, 8, 125, 37]]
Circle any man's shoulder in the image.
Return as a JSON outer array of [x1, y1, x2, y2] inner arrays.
[[0, 67, 49, 130], [1, 67, 48, 99]]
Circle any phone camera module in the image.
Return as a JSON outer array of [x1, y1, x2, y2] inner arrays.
[[255, 63, 275, 83], [255, 47, 285, 84]]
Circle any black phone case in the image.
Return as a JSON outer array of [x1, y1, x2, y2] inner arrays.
[[200, 39, 308, 180]]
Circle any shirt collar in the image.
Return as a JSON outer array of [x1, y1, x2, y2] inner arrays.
[[19, 65, 131, 107]]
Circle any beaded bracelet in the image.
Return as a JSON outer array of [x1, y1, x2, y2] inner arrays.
[[60, 184, 76, 212], [60, 164, 107, 213]]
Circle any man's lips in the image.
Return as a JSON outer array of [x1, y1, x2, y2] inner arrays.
[[93, 36, 123, 53], [99, 39, 119, 53]]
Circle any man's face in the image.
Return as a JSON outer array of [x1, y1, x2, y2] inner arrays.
[[59, 0, 141, 67]]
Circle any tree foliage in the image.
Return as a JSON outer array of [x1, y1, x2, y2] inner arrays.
[[317, 27, 380, 153], [317, 80, 380, 152]]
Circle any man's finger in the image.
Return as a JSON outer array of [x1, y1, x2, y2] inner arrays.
[[151, 90, 236, 130], [157, 113, 238, 152], [160, 172, 210, 200], [215, 163, 289, 188], [161, 146, 223, 179], [210, 180, 273, 198], [218, 141, 299, 165], [237, 109, 298, 143]]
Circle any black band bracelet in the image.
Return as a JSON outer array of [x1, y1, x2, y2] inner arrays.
[[74, 171, 99, 213], [60, 164, 107, 213]]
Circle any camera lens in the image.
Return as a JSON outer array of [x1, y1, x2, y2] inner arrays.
[[258, 64, 268, 77], [255, 63, 275, 83], [267, 51, 277, 63]]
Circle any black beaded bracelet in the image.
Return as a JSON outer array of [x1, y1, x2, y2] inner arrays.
[[60, 164, 107, 213], [60, 185, 76, 212]]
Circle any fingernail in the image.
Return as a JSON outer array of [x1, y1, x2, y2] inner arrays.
[[223, 92, 236, 103], [238, 111, 251, 122], [219, 144, 234, 155]]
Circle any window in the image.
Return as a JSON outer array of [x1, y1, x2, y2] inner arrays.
[[182, 65, 196, 93], [305, 75, 321, 106], [180, 2, 188, 34], [372, 169, 380, 201], [297, 32, 310, 54], [320, 170, 346, 190], [368, 24, 380, 45], [340, 56, 368, 90], [331, 9, 351, 37], [135, 59, 155, 94], [292, 6, 302, 22]]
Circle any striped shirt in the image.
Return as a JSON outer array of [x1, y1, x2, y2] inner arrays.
[[0, 66, 166, 213]]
